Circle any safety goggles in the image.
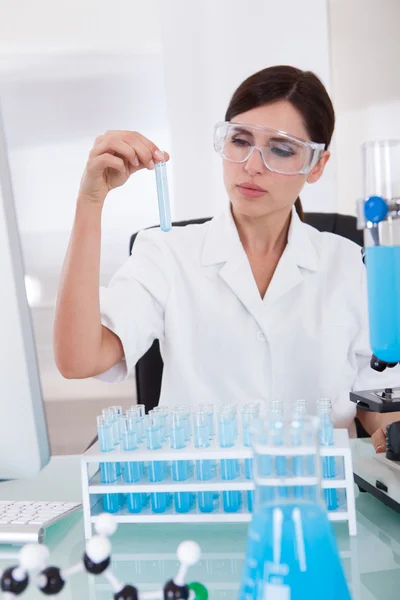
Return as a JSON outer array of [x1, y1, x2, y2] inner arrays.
[[213, 121, 326, 175]]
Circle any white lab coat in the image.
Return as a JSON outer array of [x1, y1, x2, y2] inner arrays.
[[97, 205, 400, 435]]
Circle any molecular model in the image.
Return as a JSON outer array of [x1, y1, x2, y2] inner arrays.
[[0, 514, 208, 600]]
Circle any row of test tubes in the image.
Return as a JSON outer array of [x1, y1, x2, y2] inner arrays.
[[96, 402, 261, 515], [95, 398, 339, 516]]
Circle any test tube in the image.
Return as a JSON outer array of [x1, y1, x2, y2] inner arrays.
[[193, 412, 214, 513], [218, 409, 241, 513], [266, 400, 288, 499], [291, 399, 308, 499], [121, 415, 142, 513], [154, 153, 172, 232], [102, 408, 122, 479], [317, 398, 338, 511], [241, 406, 258, 512], [144, 415, 167, 513], [97, 416, 119, 513], [198, 404, 215, 438], [170, 413, 191, 513]]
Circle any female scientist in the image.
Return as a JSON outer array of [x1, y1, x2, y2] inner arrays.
[[54, 65, 400, 451]]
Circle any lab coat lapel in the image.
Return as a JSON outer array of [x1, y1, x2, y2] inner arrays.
[[202, 206, 264, 325], [263, 209, 319, 308], [202, 205, 319, 320]]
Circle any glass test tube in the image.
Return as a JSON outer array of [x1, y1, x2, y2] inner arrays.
[[144, 416, 167, 513], [193, 412, 214, 513], [97, 415, 119, 513], [291, 399, 309, 499], [121, 415, 142, 513], [218, 409, 241, 513], [199, 404, 215, 438], [242, 406, 259, 512], [317, 398, 338, 511], [170, 413, 191, 513], [154, 154, 172, 233]]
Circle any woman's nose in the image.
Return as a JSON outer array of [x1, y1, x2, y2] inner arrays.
[[244, 147, 268, 175]]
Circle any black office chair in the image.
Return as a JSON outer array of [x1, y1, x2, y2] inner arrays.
[[130, 213, 364, 416]]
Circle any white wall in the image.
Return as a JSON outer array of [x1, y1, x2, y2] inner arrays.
[[161, 0, 335, 219], [329, 0, 400, 215]]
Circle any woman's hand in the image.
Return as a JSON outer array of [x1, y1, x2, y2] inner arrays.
[[371, 425, 387, 453], [78, 130, 170, 205], [358, 408, 400, 453]]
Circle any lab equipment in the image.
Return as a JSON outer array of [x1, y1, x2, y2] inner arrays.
[[97, 416, 119, 514], [193, 412, 214, 513], [144, 416, 168, 514], [0, 514, 207, 600], [356, 140, 400, 368], [81, 403, 356, 538], [214, 121, 325, 175], [350, 139, 400, 510], [0, 104, 50, 480], [317, 398, 338, 511], [121, 415, 142, 514], [170, 413, 191, 513], [154, 153, 172, 232], [218, 409, 241, 513], [239, 416, 351, 600]]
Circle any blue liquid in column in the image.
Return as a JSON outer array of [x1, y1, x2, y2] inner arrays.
[[365, 245, 400, 363]]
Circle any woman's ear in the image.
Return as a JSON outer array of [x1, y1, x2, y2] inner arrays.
[[307, 151, 330, 184]]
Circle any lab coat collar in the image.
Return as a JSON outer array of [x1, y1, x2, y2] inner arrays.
[[202, 203, 319, 273], [201, 203, 320, 323]]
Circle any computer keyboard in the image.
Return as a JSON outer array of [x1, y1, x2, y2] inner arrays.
[[0, 501, 82, 545]]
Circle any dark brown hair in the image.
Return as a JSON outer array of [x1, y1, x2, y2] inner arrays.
[[225, 65, 335, 221]]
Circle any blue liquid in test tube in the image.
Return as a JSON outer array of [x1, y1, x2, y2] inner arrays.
[[219, 410, 241, 513], [242, 407, 259, 512], [155, 155, 171, 233], [97, 416, 119, 514], [121, 415, 142, 513], [170, 413, 191, 513], [194, 412, 214, 513], [145, 417, 167, 513], [318, 398, 338, 511]]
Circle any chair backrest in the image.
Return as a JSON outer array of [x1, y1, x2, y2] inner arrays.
[[131, 212, 363, 412]]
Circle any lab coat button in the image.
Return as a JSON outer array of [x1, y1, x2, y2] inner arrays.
[[256, 331, 266, 342]]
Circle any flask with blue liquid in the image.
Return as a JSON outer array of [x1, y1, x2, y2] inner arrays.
[[239, 415, 351, 600], [359, 140, 400, 364]]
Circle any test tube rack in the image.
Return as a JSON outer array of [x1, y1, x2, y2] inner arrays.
[[80, 428, 356, 538]]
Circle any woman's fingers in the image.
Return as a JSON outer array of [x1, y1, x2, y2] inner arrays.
[[371, 427, 386, 453]]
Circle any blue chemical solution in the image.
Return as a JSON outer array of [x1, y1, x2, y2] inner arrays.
[[239, 501, 351, 600], [98, 419, 119, 514], [365, 245, 400, 363], [155, 159, 172, 232]]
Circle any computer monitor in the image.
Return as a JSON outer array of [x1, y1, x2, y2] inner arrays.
[[0, 103, 50, 479]]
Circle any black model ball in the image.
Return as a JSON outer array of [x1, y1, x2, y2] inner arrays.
[[1, 567, 29, 595], [114, 584, 139, 600], [163, 579, 189, 600], [38, 567, 65, 595]]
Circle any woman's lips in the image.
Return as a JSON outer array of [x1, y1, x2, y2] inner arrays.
[[237, 184, 266, 199]]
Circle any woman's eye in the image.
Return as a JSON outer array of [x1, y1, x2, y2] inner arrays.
[[231, 137, 251, 147], [271, 146, 295, 158]]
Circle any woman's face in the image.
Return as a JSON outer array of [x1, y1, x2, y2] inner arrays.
[[223, 100, 330, 219]]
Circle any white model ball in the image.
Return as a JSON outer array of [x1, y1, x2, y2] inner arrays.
[[94, 513, 118, 537], [19, 544, 49, 571], [177, 541, 201, 566], [86, 536, 111, 564]]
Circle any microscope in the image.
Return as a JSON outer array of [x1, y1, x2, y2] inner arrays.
[[350, 140, 400, 509]]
